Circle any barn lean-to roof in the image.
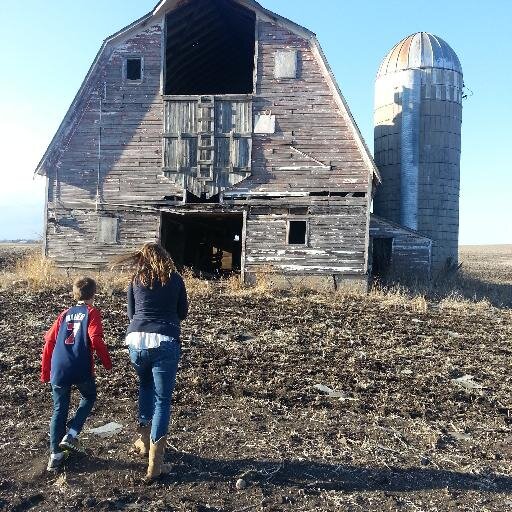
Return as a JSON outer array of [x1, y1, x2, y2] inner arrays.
[[370, 214, 432, 241], [35, 0, 380, 183]]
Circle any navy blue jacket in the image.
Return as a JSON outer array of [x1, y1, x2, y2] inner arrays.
[[127, 273, 188, 340], [50, 305, 92, 386]]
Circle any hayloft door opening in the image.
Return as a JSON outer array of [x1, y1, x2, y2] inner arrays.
[[161, 212, 243, 276], [164, 0, 256, 95]]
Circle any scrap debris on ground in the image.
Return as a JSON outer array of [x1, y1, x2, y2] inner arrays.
[[0, 247, 511, 511]]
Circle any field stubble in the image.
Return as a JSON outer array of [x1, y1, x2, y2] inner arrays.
[[0, 245, 511, 511]]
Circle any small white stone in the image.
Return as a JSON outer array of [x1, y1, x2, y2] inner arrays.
[[235, 478, 247, 490]]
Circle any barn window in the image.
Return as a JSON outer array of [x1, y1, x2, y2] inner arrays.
[[125, 57, 143, 81], [97, 216, 119, 244], [274, 50, 298, 79], [287, 220, 308, 245], [164, 0, 256, 95]]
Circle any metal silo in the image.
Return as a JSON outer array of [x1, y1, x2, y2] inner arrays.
[[373, 32, 463, 273]]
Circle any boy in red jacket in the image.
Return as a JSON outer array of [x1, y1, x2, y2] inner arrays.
[[41, 277, 112, 471]]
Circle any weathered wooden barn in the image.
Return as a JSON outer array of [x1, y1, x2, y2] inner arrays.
[[35, 0, 432, 288]]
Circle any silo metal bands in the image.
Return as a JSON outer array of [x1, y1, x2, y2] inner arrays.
[[374, 32, 463, 273]]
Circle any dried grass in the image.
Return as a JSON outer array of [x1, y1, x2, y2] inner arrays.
[[0, 252, 65, 291], [0, 251, 133, 296], [366, 282, 429, 313], [252, 265, 277, 295], [438, 292, 492, 313], [181, 267, 214, 297], [370, 246, 512, 310], [94, 270, 132, 295], [220, 274, 248, 295], [0, 245, 509, 313]]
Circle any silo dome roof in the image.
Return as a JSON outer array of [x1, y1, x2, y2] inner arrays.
[[377, 32, 462, 77]]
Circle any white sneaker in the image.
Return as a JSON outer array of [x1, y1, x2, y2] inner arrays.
[[46, 452, 65, 471]]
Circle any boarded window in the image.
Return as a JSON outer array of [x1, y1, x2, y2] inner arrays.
[[163, 97, 252, 198], [287, 220, 308, 245], [97, 216, 119, 244], [125, 57, 142, 81], [274, 51, 298, 79], [254, 113, 276, 134]]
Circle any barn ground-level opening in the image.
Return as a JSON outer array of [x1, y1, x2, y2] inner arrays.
[[164, 0, 256, 95], [371, 237, 393, 278], [160, 212, 243, 276]]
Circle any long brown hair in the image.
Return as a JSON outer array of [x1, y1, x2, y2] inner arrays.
[[114, 242, 176, 288]]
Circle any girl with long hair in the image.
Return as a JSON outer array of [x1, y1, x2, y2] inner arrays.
[[120, 242, 188, 481]]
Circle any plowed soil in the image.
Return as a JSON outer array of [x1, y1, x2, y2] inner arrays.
[[0, 247, 511, 511]]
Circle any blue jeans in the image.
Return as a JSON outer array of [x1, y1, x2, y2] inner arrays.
[[50, 379, 97, 453], [129, 339, 181, 442]]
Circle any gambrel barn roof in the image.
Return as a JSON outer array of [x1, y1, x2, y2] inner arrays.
[[35, 0, 380, 183]]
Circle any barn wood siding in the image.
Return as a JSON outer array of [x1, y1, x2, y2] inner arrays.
[[99, 22, 182, 203], [46, 206, 160, 269], [227, 19, 369, 196], [46, 22, 179, 264], [245, 205, 367, 275], [47, 21, 182, 211], [236, 19, 371, 279]]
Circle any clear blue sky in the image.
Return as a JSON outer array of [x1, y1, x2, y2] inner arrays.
[[1, 0, 510, 244]]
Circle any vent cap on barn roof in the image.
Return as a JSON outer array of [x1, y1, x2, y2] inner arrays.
[[377, 32, 462, 77]]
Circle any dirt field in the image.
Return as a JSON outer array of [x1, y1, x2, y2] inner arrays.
[[459, 245, 512, 285], [0, 245, 511, 511]]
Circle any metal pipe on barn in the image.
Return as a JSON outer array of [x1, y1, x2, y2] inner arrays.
[[96, 85, 105, 212]]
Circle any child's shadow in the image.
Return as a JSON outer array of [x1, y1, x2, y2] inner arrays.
[[21, 453, 142, 484]]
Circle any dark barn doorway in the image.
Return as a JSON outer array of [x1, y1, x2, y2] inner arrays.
[[371, 237, 393, 278], [161, 212, 243, 276]]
